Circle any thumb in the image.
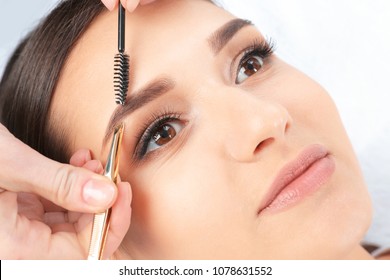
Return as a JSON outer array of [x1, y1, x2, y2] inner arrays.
[[0, 126, 116, 213]]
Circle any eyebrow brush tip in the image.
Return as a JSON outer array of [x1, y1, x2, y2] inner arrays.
[[114, 3, 129, 105], [114, 52, 129, 105]]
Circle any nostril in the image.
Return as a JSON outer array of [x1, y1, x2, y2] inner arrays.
[[254, 138, 274, 154]]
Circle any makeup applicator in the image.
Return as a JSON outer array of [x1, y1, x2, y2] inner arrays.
[[114, 4, 129, 105]]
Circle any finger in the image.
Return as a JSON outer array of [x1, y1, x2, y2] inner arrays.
[[21, 157, 104, 215], [17, 192, 44, 221], [69, 148, 104, 174], [0, 191, 18, 233], [37, 161, 116, 213], [82, 160, 104, 175], [102, 181, 132, 259], [69, 149, 92, 167], [120, 0, 141, 12], [40, 196, 65, 213], [102, 0, 155, 13], [70, 149, 104, 175], [49, 210, 90, 235], [40, 159, 104, 213], [41, 158, 104, 213], [40, 160, 104, 212], [0, 132, 117, 213], [0, 191, 20, 259], [101, 0, 118, 11], [44, 209, 84, 227], [70, 180, 131, 259], [44, 211, 69, 225]]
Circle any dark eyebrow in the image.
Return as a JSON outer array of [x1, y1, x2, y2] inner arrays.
[[208, 18, 253, 55], [103, 78, 175, 145], [103, 19, 252, 145]]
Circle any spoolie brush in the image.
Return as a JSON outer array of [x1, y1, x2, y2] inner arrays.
[[114, 4, 129, 105]]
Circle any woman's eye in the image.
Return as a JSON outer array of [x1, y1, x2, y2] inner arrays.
[[145, 120, 183, 154], [236, 55, 264, 84]]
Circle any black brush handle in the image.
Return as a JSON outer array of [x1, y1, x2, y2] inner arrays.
[[118, 4, 125, 53]]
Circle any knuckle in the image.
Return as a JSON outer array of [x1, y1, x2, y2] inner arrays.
[[51, 165, 78, 206]]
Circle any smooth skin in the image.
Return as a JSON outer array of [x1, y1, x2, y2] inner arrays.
[[0, 0, 156, 260], [51, 0, 373, 259]]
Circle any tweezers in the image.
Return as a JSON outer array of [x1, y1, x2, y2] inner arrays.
[[87, 123, 124, 260]]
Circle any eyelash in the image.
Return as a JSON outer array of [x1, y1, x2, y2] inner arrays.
[[134, 109, 182, 160], [132, 38, 276, 162], [235, 38, 275, 83]]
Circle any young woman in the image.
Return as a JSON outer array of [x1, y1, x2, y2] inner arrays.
[[0, 0, 376, 259]]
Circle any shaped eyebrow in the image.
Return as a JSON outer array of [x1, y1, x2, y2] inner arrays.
[[208, 18, 253, 55], [103, 18, 253, 145], [103, 78, 175, 145]]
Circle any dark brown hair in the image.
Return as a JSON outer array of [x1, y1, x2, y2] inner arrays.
[[0, 0, 105, 163]]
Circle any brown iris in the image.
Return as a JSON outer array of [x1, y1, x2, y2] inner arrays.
[[241, 56, 263, 76], [152, 124, 177, 146]]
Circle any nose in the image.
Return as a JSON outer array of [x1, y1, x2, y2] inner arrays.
[[222, 92, 292, 163]]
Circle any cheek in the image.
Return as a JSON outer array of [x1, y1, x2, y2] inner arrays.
[[277, 68, 372, 254], [125, 139, 256, 258], [276, 68, 367, 189], [126, 153, 232, 257], [279, 72, 340, 134], [270, 64, 353, 153]]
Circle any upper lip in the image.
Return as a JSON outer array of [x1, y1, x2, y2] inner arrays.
[[258, 144, 330, 214]]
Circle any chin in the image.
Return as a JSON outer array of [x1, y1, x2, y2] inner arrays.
[[319, 180, 373, 259], [265, 176, 372, 259]]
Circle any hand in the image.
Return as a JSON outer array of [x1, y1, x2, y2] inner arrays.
[[101, 0, 157, 12], [0, 124, 131, 259]]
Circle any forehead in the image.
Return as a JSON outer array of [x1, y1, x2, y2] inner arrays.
[[52, 0, 236, 158], [125, 0, 236, 83]]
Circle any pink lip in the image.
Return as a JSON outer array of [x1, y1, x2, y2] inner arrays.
[[258, 144, 335, 215]]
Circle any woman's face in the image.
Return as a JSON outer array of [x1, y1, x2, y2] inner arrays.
[[52, 0, 372, 259]]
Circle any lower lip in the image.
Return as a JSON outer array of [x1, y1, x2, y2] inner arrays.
[[260, 155, 335, 215]]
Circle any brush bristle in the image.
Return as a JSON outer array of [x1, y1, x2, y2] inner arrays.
[[114, 53, 129, 105]]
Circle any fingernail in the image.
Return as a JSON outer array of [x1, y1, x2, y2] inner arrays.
[[82, 179, 116, 207], [87, 160, 104, 174], [103, 0, 116, 11], [126, 0, 138, 12]]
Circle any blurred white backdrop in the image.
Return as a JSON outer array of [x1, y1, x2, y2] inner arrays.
[[1, 0, 389, 248]]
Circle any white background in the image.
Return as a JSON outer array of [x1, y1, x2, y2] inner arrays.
[[0, 0, 389, 248]]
